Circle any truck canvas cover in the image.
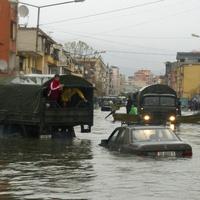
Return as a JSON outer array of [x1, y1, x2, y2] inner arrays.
[[43, 75, 93, 88], [139, 84, 177, 97], [0, 75, 94, 128], [0, 77, 41, 114]]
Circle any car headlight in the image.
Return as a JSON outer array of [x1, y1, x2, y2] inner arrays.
[[170, 124, 175, 131], [169, 115, 176, 122], [143, 115, 150, 121]]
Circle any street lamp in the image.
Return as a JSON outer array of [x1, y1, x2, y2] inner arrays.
[[18, 0, 85, 51], [191, 33, 200, 38]]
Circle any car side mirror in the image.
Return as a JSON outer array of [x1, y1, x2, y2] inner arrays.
[[100, 139, 108, 147]]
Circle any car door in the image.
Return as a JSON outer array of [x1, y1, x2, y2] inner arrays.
[[118, 129, 131, 153], [108, 127, 126, 151]]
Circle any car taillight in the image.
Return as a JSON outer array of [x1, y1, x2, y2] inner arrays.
[[182, 150, 192, 157]]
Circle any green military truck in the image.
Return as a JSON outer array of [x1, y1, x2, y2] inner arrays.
[[137, 84, 179, 125], [0, 74, 94, 137]]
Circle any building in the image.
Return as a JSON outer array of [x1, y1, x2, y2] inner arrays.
[[74, 56, 109, 96], [119, 74, 126, 94], [94, 57, 109, 96], [109, 66, 120, 96], [124, 76, 140, 94], [133, 69, 153, 88], [0, 0, 18, 73], [17, 27, 59, 74], [176, 52, 200, 99], [165, 52, 200, 100], [56, 44, 76, 75], [165, 61, 178, 91]]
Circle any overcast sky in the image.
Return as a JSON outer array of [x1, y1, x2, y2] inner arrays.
[[19, 0, 200, 76]]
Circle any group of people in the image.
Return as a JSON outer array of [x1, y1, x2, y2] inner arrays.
[[48, 74, 87, 108], [188, 99, 200, 111]]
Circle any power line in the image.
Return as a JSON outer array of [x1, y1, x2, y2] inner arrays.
[[95, 34, 193, 40], [43, 2, 200, 42], [57, 30, 176, 56], [40, 0, 165, 26], [93, 4, 200, 35], [45, 28, 175, 52], [106, 50, 175, 56], [42, 0, 185, 29], [43, 0, 185, 26], [41, 0, 199, 41]]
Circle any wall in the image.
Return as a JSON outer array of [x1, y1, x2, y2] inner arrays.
[[0, 0, 17, 72], [183, 64, 200, 98], [17, 29, 37, 52]]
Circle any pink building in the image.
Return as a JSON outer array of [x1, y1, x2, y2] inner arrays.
[[133, 69, 153, 87]]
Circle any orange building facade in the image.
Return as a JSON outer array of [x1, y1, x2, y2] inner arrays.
[[0, 0, 17, 73]]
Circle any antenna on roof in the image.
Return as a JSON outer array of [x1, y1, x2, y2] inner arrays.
[[18, 5, 29, 27], [18, 5, 29, 17]]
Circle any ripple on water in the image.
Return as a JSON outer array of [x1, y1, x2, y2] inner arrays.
[[0, 110, 200, 200]]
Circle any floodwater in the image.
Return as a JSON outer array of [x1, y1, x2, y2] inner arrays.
[[0, 109, 200, 200]]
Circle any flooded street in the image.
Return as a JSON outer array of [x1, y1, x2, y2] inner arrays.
[[0, 109, 200, 200]]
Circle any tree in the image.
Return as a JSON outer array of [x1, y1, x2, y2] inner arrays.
[[64, 41, 95, 57]]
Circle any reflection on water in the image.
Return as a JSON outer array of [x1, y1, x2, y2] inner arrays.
[[0, 138, 94, 200], [0, 109, 200, 200]]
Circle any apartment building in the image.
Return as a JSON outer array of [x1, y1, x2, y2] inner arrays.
[[0, 0, 18, 73], [17, 27, 59, 74]]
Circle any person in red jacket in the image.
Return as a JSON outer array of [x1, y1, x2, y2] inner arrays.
[[48, 74, 63, 107]]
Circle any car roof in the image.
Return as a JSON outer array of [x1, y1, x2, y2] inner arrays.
[[122, 125, 170, 131]]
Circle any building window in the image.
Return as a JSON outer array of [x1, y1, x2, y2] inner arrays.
[[10, 21, 16, 40], [19, 56, 24, 71], [52, 49, 59, 61], [45, 41, 51, 55]]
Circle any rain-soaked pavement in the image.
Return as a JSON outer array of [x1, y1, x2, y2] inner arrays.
[[0, 108, 200, 200]]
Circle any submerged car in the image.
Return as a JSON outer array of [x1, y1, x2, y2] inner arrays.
[[100, 126, 192, 157]]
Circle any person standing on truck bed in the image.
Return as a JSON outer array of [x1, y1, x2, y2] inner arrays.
[[48, 74, 63, 108]]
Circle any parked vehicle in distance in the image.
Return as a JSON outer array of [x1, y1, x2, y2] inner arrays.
[[100, 125, 192, 157], [101, 100, 112, 111], [99, 96, 125, 111]]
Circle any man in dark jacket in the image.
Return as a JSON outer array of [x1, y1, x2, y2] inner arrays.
[[126, 96, 132, 114]]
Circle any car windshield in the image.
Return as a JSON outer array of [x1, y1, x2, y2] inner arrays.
[[143, 96, 175, 106], [103, 100, 112, 106], [131, 129, 179, 142], [143, 97, 159, 105], [160, 97, 175, 106]]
